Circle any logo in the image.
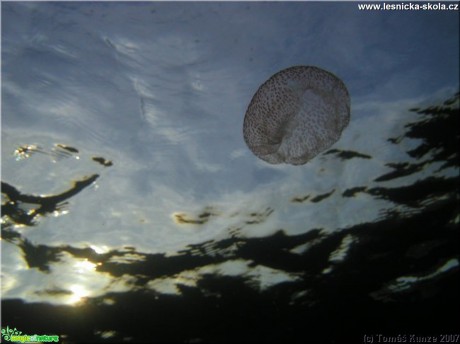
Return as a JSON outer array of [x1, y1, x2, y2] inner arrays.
[[1, 326, 59, 343]]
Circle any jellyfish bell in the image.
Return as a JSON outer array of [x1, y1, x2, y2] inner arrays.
[[243, 66, 350, 165]]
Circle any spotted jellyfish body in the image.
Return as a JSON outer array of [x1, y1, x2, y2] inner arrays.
[[243, 66, 350, 165]]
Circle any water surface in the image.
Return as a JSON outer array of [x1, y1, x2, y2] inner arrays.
[[1, 2, 459, 343]]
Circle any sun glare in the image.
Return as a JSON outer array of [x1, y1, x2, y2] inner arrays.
[[65, 284, 90, 305]]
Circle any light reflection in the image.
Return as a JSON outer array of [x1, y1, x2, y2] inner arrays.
[[328, 234, 355, 263], [95, 330, 117, 339], [391, 258, 460, 292], [146, 260, 300, 295], [66, 284, 90, 305], [1, 272, 18, 294], [14, 144, 39, 160], [90, 244, 111, 254], [74, 259, 97, 273], [53, 209, 69, 217]]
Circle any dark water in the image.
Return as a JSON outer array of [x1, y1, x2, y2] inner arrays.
[[2, 93, 459, 343]]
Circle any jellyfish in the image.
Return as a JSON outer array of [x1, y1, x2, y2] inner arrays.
[[243, 66, 350, 165]]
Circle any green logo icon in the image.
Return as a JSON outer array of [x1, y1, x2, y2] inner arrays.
[[1, 326, 59, 343]]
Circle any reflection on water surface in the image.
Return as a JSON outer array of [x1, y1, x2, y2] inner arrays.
[[1, 2, 459, 342], [2, 94, 459, 342]]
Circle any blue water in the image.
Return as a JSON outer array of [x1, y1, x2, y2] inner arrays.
[[1, 2, 459, 343]]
